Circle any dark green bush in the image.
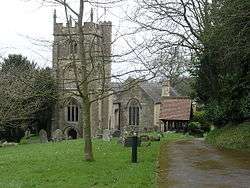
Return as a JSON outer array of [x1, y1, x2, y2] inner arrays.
[[192, 111, 205, 122], [188, 121, 201, 131], [193, 111, 210, 131], [204, 101, 228, 126], [188, 111, 210, 136], [187, 121, 204, 136]]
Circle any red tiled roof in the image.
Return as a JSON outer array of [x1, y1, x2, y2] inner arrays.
[[160, 97, 192, 121]]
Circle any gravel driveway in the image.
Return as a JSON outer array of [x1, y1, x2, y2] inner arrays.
[[158, 139, 250, 188]]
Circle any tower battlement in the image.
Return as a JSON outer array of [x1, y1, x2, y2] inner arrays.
[[52, 9, 112, 61], [53, 9, 112, 35], [53, 9, 112, 37], [54, 22, 111, 35]]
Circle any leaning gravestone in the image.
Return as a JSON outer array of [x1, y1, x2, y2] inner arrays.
[[52, 129, 64, 142], [39, 129, 48, 143], [103, 129, 112, 141]]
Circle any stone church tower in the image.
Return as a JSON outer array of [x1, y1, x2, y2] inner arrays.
[[51, 10, 112, 138]]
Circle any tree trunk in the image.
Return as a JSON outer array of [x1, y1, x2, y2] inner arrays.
[[77, 0, 94, 161], [82, 98, 94, 161]]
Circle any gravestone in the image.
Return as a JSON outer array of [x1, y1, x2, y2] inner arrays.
[[24, 129, 31, 139], [52, 129, 64, 142], [103, 129, 112, 141], [39, 129, 48, 143]]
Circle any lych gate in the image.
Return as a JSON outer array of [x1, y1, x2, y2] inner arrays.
[[159, 97, 192, 132]]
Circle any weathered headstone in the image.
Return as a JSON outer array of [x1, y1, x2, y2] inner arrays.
[[24, 129, 31, 139], [103, 129, 112, 141], [52, 129, 64, 142], [39, 129, 48, 143]]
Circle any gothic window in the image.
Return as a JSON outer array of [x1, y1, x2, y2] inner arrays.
[[128, 99, 140, 126], [66, 99, 79, 122]]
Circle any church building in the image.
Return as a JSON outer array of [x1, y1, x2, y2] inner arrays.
[[51, 10, 192, 138]]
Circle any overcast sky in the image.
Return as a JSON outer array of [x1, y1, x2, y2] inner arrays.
[[0, 1, 55, 67], [0, 0, 135, 68]]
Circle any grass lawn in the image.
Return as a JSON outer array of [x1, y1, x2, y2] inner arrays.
[[206, 122, 250, 150], [0, 133, 188, 188]]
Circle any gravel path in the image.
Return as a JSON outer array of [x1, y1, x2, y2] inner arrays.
[[158, 139, 250, 188]]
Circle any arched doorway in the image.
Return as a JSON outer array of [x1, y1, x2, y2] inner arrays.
[[67, 129, 78, 139]]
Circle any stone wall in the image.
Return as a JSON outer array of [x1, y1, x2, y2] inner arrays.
[[154, 103, 161, 128], [116, 85, 155, 131]]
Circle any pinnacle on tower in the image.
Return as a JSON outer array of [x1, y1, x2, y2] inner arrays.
[[53, 9, 57, 24], [69, 16, 72, 27], [90, 8, 94, 22]]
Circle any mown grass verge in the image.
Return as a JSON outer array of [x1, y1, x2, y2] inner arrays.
[[206, 122, 250, 150], [0, 133, 189, 188]]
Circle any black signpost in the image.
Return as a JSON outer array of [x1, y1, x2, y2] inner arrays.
[[131, 136, 138, 163]]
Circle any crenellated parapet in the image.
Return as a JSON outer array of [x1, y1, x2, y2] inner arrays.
[[53, 18, 112, 39], [52, 9, 112, 62]]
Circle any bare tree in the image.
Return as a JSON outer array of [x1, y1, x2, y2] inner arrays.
[[153, 46, 190, 85], [124, 0, 217, 99], [130, 0, 213, 58], [29, 0, 157, 161]]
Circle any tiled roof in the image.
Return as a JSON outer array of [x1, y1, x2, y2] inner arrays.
[[160, 97, 192, 121]]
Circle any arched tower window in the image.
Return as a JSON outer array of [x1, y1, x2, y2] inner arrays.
[[128, 99, 140, 126], [66, 98, 79, 122]]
